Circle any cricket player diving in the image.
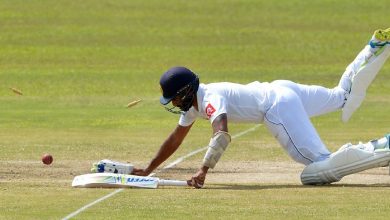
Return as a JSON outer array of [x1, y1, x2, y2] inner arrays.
[[98, 28, 390, 187]]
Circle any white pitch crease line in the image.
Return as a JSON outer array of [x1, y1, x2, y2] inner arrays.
[[62, 124, 261, 220], [62, 189, 124, 220], [163, 147, 207, 169], [164, 124, 261, 169]]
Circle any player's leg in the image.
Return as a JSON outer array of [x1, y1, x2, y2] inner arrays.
[[271, 80, 346, 117], [340, 28, 390, 122], [271, 29, 390, 119], [301, 134, 390, 185], [264, 86, 331, 165], [339, 28, 390, 92]]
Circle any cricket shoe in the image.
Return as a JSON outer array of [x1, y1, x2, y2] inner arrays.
[[91, 159, 134, 174], [369, 28, 390, 48], [341, 43, 390, 122]]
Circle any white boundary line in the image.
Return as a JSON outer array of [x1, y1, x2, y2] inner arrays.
[[62, 124, 261, 220]]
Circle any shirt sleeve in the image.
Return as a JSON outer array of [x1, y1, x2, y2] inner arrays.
[[205, 95, 227, 124], [178, 107, 197, 127]]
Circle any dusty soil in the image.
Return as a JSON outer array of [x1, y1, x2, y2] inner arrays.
[[160, 160, 390, 187], [1, 160, 390, 187]]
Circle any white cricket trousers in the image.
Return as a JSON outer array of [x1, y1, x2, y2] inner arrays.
[[263, 45, 376, 165], [264, 80, 346, 165]]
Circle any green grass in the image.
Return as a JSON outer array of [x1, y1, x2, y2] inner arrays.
[[0, 0, 390, 219]]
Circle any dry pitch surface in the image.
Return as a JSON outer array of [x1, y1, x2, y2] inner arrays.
[[2, 160, 390, 187]]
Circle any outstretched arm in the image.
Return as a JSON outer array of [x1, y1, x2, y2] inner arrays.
[[189, 113, 230, 188], [132, 123, 193, 176]]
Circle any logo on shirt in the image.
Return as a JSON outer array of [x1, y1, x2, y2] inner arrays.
[[205, 103, 216, 119]]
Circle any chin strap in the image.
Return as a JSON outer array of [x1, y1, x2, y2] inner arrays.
[[164, 93, 196, 114]]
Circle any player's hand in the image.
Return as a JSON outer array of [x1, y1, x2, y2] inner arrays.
[[131, 167, 151, 176], [188, 166, 208, 189]]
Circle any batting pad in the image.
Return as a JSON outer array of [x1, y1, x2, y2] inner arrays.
[[301, 144, 390, 185], [72, 173, 188, 189], [342, 45, 390, 122]]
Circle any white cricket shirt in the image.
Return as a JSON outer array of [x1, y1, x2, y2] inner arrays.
[[178, 81, 272, 126]]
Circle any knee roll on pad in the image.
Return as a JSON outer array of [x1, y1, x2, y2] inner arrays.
[[301, 143, 390, 185], [203, 131, 231, 169]]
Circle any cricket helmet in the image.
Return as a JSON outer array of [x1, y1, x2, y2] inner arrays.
[[159, 66, 199, 113]]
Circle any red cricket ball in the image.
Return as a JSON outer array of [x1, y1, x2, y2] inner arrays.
[[42, 154, 53, 165]]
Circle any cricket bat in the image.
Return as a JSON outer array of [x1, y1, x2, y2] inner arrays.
[[72, 173, 189, 189]]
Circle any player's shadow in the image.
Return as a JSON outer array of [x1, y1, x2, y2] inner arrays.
[[209, 183, 390, 190]]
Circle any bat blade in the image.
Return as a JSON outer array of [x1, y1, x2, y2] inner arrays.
[[72, 173, 159, 188], [72, 173, 189, 189]]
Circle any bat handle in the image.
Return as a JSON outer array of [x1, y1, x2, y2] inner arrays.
[[158, 179, 190, 187]]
